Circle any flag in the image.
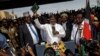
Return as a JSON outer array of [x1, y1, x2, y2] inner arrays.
[[86, 0, 90, 19], [84, 0, 93, 40], [31, 3, 39, 13], [83, 19, 92, 40]]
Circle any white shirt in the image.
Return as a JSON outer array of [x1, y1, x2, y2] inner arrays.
[[26, 23, 39, 44], [34, 19, 65, 44], [71, 24, 82, 44], [62, 22, 67, 31], [40, 26, 48, 42]]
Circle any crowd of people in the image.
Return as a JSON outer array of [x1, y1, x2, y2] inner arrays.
[[0, 6, 100, 56]]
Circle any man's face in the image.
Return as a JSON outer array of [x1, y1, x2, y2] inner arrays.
[[77, 14, 82, 19], [93, 21, 99, 27], [25, 17, 31, 24], [50, 17, 56, 25], [61, 15, 68, 23], [76, 14, 83, 24]]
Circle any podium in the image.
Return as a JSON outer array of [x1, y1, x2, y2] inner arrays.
[[36, 41, 75, 56]]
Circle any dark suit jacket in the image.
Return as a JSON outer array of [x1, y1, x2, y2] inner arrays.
[[19, 23, 40, 47], [62, 20, 73, 41], [91, 24, 99, 40]]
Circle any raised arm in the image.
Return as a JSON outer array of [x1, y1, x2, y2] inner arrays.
[[34, 18, 45, 30]]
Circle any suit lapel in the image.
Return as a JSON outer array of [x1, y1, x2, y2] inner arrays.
[[23, 24, 32, 37]]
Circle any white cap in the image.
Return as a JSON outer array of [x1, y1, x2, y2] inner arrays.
[[23, 11, 30, 17]]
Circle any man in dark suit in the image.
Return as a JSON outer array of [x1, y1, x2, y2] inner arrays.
[[60, 13, 73, 41], [19, 12, 40, 56]]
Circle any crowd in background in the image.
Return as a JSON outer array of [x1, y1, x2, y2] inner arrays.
[[0, 6, 100, 56]]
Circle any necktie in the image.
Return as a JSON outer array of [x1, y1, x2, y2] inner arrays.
[[74, 26, 79, 44], [52, 25, 55, 35], [29, 24, 39, 43]]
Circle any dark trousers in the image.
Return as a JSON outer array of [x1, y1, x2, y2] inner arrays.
[[32, 45, 37, 56]]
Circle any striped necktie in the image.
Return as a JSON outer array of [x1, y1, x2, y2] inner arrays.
[[29, 24, 39, 42]]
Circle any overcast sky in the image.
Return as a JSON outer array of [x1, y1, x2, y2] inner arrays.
[[5, 0, 97, 17]]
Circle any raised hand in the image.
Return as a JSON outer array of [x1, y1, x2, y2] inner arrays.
[[33, 12, 39, 18]]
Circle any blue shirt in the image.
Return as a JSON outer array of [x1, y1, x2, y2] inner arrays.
[[0, 33, 9, 49]]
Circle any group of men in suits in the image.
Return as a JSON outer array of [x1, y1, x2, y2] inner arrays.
[[19, 11, 96, 56], [19, 12, 66, 56]]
